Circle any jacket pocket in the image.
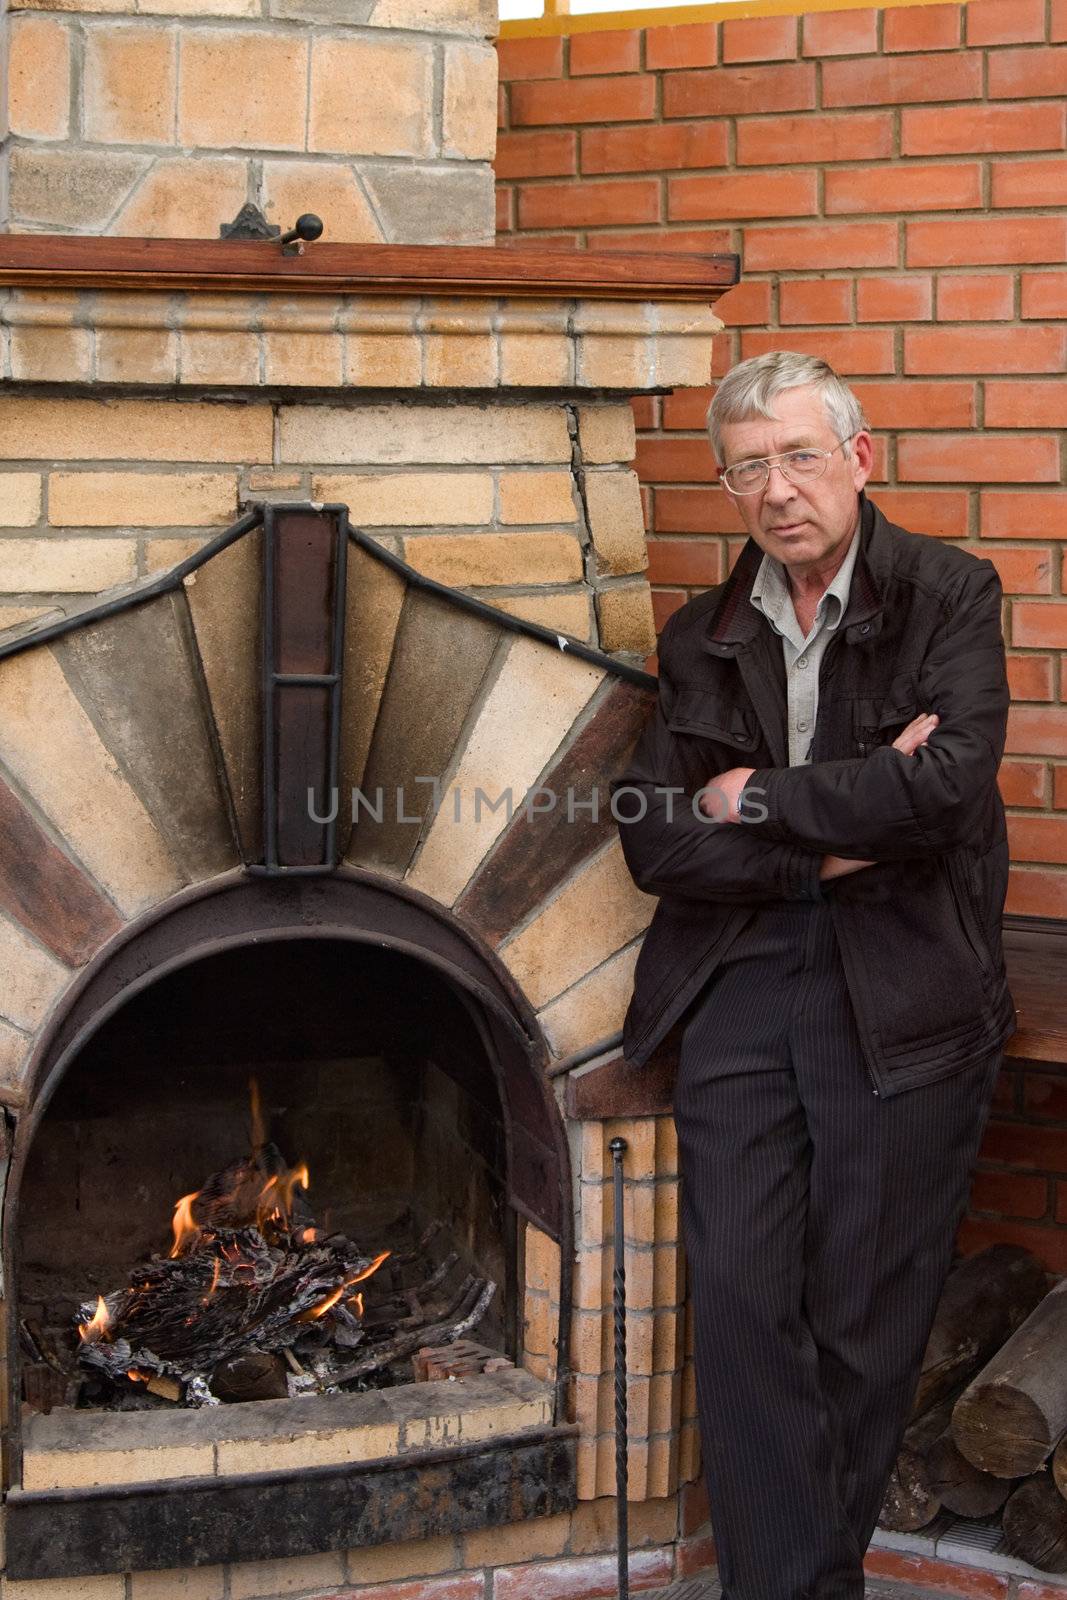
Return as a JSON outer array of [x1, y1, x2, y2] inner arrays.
[[667, 688, 761, 752], [851, 671, 921, 755], [946, 848, 995, 982]]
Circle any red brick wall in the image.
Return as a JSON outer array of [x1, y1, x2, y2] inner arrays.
[[496, 1, 1067, 1270]]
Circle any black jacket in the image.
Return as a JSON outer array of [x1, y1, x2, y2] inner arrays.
[[614, 492, 1016, 1098]]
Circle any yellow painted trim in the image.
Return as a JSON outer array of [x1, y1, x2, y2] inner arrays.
[[500, 0, 966, 39]]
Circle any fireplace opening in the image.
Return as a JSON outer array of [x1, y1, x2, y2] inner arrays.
[[19, 937, 520, 1414]]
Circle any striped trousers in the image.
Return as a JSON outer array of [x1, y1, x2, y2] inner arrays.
[[673, 897, 1001, 1600]]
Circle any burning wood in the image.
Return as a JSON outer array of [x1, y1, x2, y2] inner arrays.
[[66, 1083, 496, 1410]]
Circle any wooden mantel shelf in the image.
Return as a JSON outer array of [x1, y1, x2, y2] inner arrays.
[[1002, 918, 1067, 1064], [0, 236, 740, 302]]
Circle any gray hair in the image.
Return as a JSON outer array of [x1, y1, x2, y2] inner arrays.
[[706, 351, 868, 463]]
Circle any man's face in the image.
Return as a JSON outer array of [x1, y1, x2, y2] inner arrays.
[[716, 384, 873, 575]]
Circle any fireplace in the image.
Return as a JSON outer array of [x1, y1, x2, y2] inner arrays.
[[0, 222, 730, 1600]]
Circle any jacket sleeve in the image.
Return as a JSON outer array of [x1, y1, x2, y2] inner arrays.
[[612, 611, 825, 904], [741, 560, 1008, 859]]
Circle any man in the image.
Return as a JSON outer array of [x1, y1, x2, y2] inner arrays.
[[614, 352, 1015, 1600]]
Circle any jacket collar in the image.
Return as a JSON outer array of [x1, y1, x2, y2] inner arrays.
[[703, 491, 888, 657]]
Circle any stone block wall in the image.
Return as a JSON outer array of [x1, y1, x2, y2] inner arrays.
[[2, 0, 498, 239]]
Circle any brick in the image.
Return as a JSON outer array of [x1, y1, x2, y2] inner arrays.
[[669, 169, 816, 222], [0, 474, 43, 527], [737, 110, 893, 165], [512, 77, 655, 127], [494, 1548, 672, 1600], [1007, 653, 1055, 699], [593, 226, 732, 255], [1055, 0, 1067, 40], [312, 471, 493, 526], [3, 1580, 125, 1600], [721, 14, 797, 63], [989, 547, 1053, 594], [823, 50, 981, 108], [898, 434, 1059, 483], [883, 3, 961, 50], [346, 1535, 458, 1586], [495, 130, 576, 179], [8, 15, 71, 140], [802, 8, 878, 55], [646, 537, 721, 587], [902, 102, 1066, 156], [665, 61, 815, 118], [262, 159, 382, 246], [281, 402, 570, 466], [851, 382, 973, 429], [178, 30, 307, 150], [970, 1170, 1048, 1220], [986, 380, 1067, 427], [855, 276, 933, 322], [905, 325, 1066, 375], [113, 154, 247, 239], [519, 179, 659, 230], [713, 280, 773, 326], [129, 1569, 225, 1599], [585, 469, 647, 577], [10, 327, 92, 384], [595, 581, 657, 655], [443, 42, 497, 162], [49, 470, 236, 528], [636, 438, 717, 485], [740, 328, 894, 375], [645, 22, 717, 69], [870, 489, 970, 537], [581, 121, 727, 175], [499, 469, 575, 524], [937, 273, 1015, 320], [981, 490, 1067, 538], [403, 531, 582, 586], [310, 36, 432, 157], [999, 759, 1047, 805], [1012, 604, 1067, 650], [862, 1548, 1012, 1596], [570, 30, 640, 75], [0, 536, 136, 591], [496, 36, 563, 81], [967, 0, 1045, 43], [0, 396, 271, 464], [992, 157, 1067, 209], [577, 403, 636, 465], [989, 46, 1067, 100], [744, 221, 897, 272], [906, 216, 1067, 267], [1021, 271, 1067, 318], [9, 146, 148, 230], [228, 1551, 347, 1599], [84, 24, 176, 145], [826, 162, 982, 215], [779, 278, 852, 324], [464, 1513, 571, 1569], [1005, 867, 1067, 920]]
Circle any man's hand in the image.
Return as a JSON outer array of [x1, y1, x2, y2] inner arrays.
[[697, 766, 755, 821], [892, 711, 938, 756]]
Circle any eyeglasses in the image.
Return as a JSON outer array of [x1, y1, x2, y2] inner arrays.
[[719, 435, 855, 496]]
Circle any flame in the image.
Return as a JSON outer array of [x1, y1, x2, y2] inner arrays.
[[79, 1296, 111, 1343], [170, 1191, 202, 1258], [127, 1368, 146, 1383], [299, 1284, 346, 1322], [202, 1257, 222, 1305], [348, 1291, 364, 1317], [348, 1250, 390, 1286], [300, 1227, 318, 1244]]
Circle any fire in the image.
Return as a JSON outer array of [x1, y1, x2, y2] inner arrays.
[[78, 1296, 111, 1343], [348, 1250, 391, 1286], [170, 1191, 202, 1258], [348, 1292, 364, 1317], [202, 1258, 222, 1305], [296, 1253, 390, 1324]]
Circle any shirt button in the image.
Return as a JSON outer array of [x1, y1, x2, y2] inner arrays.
[[797, 657, 808, 670], [797, 720, 808, 732]]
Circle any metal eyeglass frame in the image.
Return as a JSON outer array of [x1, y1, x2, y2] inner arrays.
[[719, 433, 856, 496]]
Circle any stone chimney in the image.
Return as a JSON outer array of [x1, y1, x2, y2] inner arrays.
[[2, 0, 497, 241]]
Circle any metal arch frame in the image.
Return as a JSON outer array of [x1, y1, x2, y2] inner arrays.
[[3, 867, 575, 1487]]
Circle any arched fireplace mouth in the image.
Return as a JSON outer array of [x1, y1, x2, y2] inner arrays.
[[3, 869, 575, 1580]]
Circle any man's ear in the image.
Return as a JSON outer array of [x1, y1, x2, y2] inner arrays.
[[850, 429, 875, 491]]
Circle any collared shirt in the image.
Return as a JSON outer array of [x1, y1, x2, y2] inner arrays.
[[749, 520, 861, 765]]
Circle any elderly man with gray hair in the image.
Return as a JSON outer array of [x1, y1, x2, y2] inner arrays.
[[614, 352, 1015, 1600]]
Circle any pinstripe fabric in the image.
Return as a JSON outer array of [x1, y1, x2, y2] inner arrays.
[[674, 899, 1001, 1600]]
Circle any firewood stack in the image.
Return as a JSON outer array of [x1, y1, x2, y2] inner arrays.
[[878, 1244, 1067, 1574]]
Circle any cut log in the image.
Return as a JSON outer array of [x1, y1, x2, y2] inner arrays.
[[926, 1432, 1013, 1518], [953, 1277, 1067, 1478], [1001, 1472, 1067, 1573], [210, 1353, 289, 1402], [913, 1244, 1048, 1416], [878, 1394, 958, 1533]]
